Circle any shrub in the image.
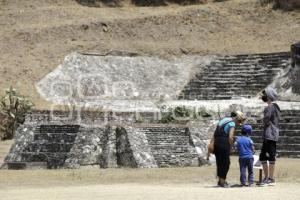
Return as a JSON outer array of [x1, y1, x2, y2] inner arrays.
[[159, 108, 175, 123], [159, 106, 192, 123], [174, 106, 192, 118], [0, 87, 34, 140], [197, 107, 212, 118]]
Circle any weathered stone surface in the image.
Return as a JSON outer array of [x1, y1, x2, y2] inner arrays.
[[36, 53, 212, 104], [119, 126, 157, 168], [188, 120, 216, 159], [115, 127, 137, 167], [64, 127, 107, 168], [5, 125, 35, 163]]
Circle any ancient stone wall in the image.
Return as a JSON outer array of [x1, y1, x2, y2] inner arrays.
[[4, 111, 203, 169]]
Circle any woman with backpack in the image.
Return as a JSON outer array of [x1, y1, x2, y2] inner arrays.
[[212, 111, 246, 188]]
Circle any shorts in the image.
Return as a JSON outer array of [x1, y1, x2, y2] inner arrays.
[[259, 140, 277, 163]]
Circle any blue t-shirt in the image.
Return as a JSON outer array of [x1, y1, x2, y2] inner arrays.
[[218, 117, 236, 136], [235, 136, 254, 159]]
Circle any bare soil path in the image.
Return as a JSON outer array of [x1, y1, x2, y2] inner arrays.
[[1, 182, 299, 200], [0, 157, 299, 200]]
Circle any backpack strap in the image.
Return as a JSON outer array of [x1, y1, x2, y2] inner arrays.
[[214, 119, 234, 138], [219, 119, 234, 129]]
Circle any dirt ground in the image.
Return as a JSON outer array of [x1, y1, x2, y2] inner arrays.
[[0, 157, 299, 200], [1, 0, 300, 108]]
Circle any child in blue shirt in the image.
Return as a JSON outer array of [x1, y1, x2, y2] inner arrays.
[[235, 124, 255, 186]]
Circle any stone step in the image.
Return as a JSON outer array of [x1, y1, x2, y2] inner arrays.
[[251, 123, 300, 130], [254, 144, 300, 152], [251, 136, 300, 143], [179, 94, 233, 100], [208, 62, 284, 67], [257, 118, 300, 123], [152, 153, 198, 166], [141, 128, 186, 132], [233, 52, 289, 58], [215, 57, 288, 63], [184, 87, 264, 93], [34, 133, 77, 143], [147, 135, 190, 139], [150, 149, 191, 154], [221, 53, 289, 59], [199, 73, 278, 78], [21, 152, 69, 168], [280, 110, 300, 116], [189, 80, 271, 85], [252, 130, 300, 137], [4, 162, 48, 170], [24, 142, 74, 153], [145, 132, 188, 136], [184, 87, 263, 94], [195, 80, 271, 85], [211, 64, 285, 70], [276, 151, 300, 158], [212, 62, 287, 69], [198, 77, 272, 82], [35, 125, 80, 134], [149, 142, 189, 146], [181, 90, 263, 97], [218, 57, 289, 62], [147, 136, 189, 142]]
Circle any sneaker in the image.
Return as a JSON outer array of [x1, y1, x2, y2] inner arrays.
[[240, 183, 247, 187], [248, 183, 255, 187], [268, 178, 276, 185], [257, 177, 269, 186], [219, 181, 230, 188]]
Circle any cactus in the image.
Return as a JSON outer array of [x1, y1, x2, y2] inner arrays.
[[0, 87, 34, 140]]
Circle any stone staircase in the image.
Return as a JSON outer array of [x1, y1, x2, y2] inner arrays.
[[179, 52, 290, 100], [6, 124, 79, 169], [143, 126, 198, 167], [249, 110, 300, 158]]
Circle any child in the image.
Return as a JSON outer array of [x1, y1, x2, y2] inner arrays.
[[235, 124, 255, 186]]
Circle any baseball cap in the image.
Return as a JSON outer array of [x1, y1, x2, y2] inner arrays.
[[242, 124, 252, 135]]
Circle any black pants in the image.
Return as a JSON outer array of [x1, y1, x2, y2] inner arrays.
[[214, 139, 231, 179]]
